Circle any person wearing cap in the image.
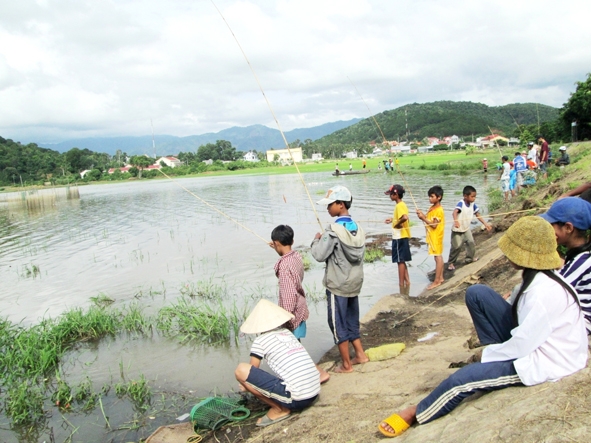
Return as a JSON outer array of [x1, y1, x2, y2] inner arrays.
[[378, 216, 587, 438], [540, 197, 591, 334], [235, 299, 320, 427], [311, 185, 369, 373], [555, 146, 570, 166], [384, 184, 411, 288], [537, 135, 550, 179]]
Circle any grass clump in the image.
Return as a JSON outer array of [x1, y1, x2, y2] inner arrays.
[[364, 246, 385, 263], [157, 297, 247, 344], [299, 251, 312, 271]]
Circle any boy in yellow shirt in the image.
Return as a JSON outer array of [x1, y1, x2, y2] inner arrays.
[[384, 184, 411, 288], [416, 186, 445, 290]]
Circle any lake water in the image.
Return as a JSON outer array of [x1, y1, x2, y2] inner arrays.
[[0, 170, 489, 441]]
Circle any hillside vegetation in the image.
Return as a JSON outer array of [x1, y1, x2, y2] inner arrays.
[[315, 101, 558, 146]]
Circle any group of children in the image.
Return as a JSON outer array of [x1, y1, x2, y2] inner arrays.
[[235, 176, 591, 436], [386, 183, 491, 290]]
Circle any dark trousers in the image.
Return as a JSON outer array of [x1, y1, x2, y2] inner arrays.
[[415, 284, 522, 424]]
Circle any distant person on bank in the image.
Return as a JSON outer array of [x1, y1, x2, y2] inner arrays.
[[537, 135, 550, 179], [555, 146, 570, 166], [378, 216, 587, 438]]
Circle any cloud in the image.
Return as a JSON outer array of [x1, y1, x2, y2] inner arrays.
[[0, 0, 590, 143]]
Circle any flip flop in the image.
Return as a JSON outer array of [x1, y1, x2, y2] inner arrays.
[[378, 413, 410, 437], [256, 413, 291, 427]]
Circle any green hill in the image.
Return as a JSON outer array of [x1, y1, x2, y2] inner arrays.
[[315, 101, 559, 145]]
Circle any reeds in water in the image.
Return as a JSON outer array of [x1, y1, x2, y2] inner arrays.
[[0, 186, 80, 214]]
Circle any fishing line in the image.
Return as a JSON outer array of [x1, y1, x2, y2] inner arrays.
[[347, 76, 436, 252], [488, 125, 504, 159], [157, 169, 269, 244], [211, 0, 323, 231]]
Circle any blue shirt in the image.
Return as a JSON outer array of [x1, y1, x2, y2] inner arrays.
[[335, 216, 358, 234], [513, 156, 527, 172]]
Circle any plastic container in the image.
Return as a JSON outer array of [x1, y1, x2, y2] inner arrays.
[[190, 397, 250, 431]]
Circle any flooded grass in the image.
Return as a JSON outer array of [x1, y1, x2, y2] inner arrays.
[[156, 297, 248, 344]]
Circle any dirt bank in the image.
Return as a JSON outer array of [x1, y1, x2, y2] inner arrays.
[[158, 143, 591, 443]]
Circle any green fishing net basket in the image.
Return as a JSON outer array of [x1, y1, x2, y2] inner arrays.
[[190, 397, 250, 431]]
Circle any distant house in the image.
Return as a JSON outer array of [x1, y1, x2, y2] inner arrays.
[[156, 156, 182, 168], [311, 153, 323, 160], [243, 151, 259, 162], [450, 135, 460, 145], [108, 166, 132, 174], [478, 134, 509, 147], [343, 151, 358, 159], [266, 147, 303, 163], [202, 159, 213, 166], [373, 148, 383, 155], [427, 137, 440, 145]]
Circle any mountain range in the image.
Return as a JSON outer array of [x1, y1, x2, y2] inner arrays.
[[38, 119, 362, 156]]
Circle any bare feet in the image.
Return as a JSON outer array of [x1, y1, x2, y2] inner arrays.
[[427, 280, 443, 290], [332, 364, 354, 373], [447, 263, 455, 271], [317, 365, 331, 383], [351, 356, 369, 365]]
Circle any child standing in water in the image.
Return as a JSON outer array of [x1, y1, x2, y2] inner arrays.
[[416, 186, 445, 290]]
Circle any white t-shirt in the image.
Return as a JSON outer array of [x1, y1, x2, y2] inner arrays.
[[452, 200, 479, 233], [482, 272, 588, 386], [250, 328, 320, 401], [501, 162, 510, 180]]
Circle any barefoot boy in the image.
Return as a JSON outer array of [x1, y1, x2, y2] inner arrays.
[[235, 300, 320, 427], [270, 224, 330, 383], [311, 185, 369, 373], [384, 184, 411, 288], [447, 186, 492, 271], [416, 186, 445, 290]]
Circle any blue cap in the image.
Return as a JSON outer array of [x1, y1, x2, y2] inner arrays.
[[539, 197, 591, 230]]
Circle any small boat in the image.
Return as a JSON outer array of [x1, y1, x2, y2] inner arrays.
[[332, 169, 371, 176]]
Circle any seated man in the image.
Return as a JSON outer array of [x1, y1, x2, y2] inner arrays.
[[555, 146, 570, 166], [235, 300, 320, 427]]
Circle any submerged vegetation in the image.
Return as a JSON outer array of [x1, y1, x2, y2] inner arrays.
[[0, 288, 247, 431]]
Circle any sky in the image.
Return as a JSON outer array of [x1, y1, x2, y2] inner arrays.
[[1, 0, 590, 144]]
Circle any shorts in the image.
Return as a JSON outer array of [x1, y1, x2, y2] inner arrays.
[[516, 172, 524, 186], [392, 238, 412, 263], [501, 179, 510, 192], [292, 321, 307, 339], [539, 161, 547, 172], [245, 366, 318, 410], [326, 290, 360, 345]]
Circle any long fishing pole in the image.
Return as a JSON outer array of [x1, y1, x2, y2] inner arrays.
[[487, 126, 504, 159], [157, 169, 269, 244], [210, 0, 323, 231]]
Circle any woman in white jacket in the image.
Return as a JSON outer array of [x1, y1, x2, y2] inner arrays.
[[379, 216, 588, 438]]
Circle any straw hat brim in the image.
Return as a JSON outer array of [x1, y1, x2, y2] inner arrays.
[[497, 217, 561, 270], [240, 299, 294, 334]]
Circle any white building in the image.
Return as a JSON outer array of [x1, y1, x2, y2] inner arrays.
[[311, 153, 323, 160], [266, 147, 303, 163], [343, 151, 358, 159], [243, 151, 259, 162], [156, 156, 182, 168]]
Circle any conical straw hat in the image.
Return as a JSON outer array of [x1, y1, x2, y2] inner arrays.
[[240, 299, 294, 334], [497, 216, 561, 270]]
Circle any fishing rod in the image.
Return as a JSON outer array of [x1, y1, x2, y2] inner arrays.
[[157, 169, 269, 244], [210, 0, 323, 231], [487, 126, 504, 159]]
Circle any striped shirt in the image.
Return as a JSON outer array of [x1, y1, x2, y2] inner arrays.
[[250, 329, 320, 401], [560, 249, 591, 334], [274, 250, 309, 331]]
